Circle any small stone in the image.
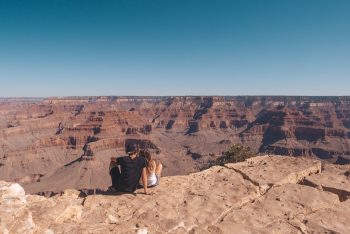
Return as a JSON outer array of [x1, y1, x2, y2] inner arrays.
[[136, 228, 147, 234], [44, 229, 55, 234], [106, 215, 118, 224]]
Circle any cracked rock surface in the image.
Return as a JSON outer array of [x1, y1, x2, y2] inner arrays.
[[1, 155, 349, 234]]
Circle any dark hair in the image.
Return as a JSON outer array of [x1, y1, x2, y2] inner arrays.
[[126, 144, 139, 154]]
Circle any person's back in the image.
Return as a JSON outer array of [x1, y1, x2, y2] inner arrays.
[[109, 145, 149, 194], [140, 151, 163, 187], [146, 159, 157, 186], [117, 156, 146, 192]]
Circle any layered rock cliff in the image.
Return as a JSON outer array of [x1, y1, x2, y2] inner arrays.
[[0, 96, 350, 193], [1, 156, 349, 233]]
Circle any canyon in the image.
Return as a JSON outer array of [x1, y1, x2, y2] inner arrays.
[[0, 96, 350, 193]]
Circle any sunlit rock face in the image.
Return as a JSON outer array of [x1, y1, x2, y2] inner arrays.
[[0, 156, 349, 233], [0, 181, 36, 234], [0, 96, 350, 193]]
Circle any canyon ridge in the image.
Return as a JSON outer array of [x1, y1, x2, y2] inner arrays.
[[0, 96, 350, 193]]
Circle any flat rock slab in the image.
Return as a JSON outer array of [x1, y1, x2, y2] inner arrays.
[[24, 166, 259, 233], [225, 156, 322, 191], [304, 199, 350, 234], [304, 163, 350, 201], [217, 183, 340, 233], [1, 156, 349, 234]]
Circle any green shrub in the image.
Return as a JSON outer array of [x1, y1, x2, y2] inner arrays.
[[215, 144, 255, 166], [198, 143, 256, 171]]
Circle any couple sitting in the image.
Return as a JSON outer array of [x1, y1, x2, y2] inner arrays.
[[109, 144, 163, 195]]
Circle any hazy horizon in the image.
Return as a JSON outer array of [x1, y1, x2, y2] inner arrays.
[[1, 0, 350, 97], [1, 95, 350, 99]]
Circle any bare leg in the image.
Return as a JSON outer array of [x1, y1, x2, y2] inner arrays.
[[155, 162, 163, 177]]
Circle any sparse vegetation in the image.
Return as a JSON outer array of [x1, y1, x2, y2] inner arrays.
[[93, 126, 101, 135], [345, 170, 350, 178], [87, 135, 99, 143], [200, 144, 256, 170], [215, 144, 255, 165], [85, 148, 94, 157]]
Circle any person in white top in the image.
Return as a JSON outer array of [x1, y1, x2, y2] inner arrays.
[[140, 150, 163, 187]]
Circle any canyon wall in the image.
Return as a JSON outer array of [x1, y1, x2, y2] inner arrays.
[[0, 96, 349, 192]]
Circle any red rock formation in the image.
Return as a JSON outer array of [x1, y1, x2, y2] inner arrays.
[[0, 96, 350, 192]]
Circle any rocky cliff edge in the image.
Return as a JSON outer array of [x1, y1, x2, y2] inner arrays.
[[1, 155, 350, 234]]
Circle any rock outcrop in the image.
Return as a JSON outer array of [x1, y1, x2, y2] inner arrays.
[[1, 156, 349, 233], [1, 96, 350, 193]]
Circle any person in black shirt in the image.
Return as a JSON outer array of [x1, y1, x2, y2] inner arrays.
[[109, 145, 149, 194]]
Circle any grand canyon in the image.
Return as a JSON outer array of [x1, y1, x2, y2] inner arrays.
[[2, 0, 350, 232], [0, 96, 349, 193], [1, 96, 350, 233]]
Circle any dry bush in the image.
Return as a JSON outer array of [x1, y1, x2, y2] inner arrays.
[[200, 144, 256, 170]]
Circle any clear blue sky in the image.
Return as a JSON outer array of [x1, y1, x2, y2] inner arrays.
[[0, 0, 349, 97]]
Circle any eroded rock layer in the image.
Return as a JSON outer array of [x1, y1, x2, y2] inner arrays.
[[0, 96, 350, 193], [1, 156, 349, 233]]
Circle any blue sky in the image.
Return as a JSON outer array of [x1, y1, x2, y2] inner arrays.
[[0, 0, 349, 97]]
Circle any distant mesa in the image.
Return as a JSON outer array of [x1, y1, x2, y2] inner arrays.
[[0, 96, 350, 194]]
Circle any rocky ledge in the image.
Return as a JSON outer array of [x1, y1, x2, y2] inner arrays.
[[1, 155, 350, 234]]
